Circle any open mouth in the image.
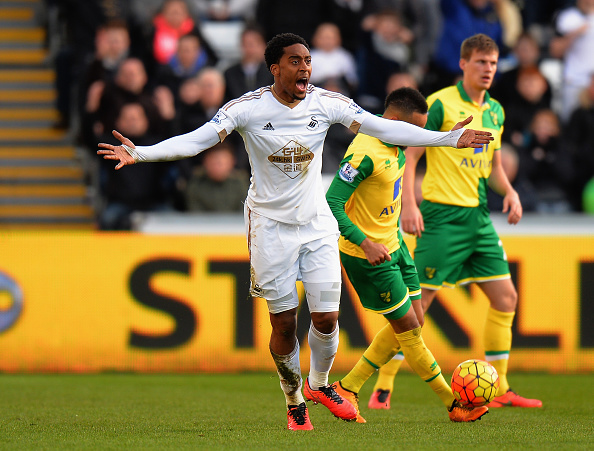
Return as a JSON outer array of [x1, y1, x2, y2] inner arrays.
[[296, 77, 308, 92]]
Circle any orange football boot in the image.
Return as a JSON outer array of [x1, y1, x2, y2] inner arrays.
[[488, 389, 542, 408], [448, 401, 489, 422], [304, 378, 357, 421], [331, 380, 366, 423], [368, 389, 391, 410], [287, 402, 313, 431]]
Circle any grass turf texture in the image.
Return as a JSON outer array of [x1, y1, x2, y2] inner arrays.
[[1, 373, 592, 450]]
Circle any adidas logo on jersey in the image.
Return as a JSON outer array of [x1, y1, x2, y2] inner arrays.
[[263, 122, 275, 130]]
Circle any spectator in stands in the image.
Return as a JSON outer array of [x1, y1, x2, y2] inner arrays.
[[255, 0, 333, 44], [518, 108, 573, 212], [84, 57, 175, 147], [98, 102, 178, 229], [356, 9, 414, 112], [426, 0, 512, 93], [564, 73, 594, 211], [190, 0, 257, 22], [223, 24, 273, 102], [326, 0, 366, 54], [385, 70, 419, 92], [521, 0, 574, 36], [152, 0, 196, 64], [148, 0, 218, 75], [156, 32, 216, 100], [501, 67, 552, 147], [491, 31, 551, 111], [487, 142, 538, 213], [175, 66, 226, 135], [360, 0, 443, 82], [77, 20, 131, 122], [49, 0, 138, 130], [549, 0, 594, 122], [183, 141, 249, 211], [309, 22, 358, 96]]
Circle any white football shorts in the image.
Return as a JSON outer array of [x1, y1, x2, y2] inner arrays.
[[245, 205, 341, 313]]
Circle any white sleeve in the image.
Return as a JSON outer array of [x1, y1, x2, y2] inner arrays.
[[358, 112, 464, 148], [126, 123, 221, 162]]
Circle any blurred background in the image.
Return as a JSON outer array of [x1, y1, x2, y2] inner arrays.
[[0, 0, 593, 374]]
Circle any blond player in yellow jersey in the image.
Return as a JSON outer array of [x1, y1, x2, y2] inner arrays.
[[326, 87, 489, 423], [370, 34, 542, 409]]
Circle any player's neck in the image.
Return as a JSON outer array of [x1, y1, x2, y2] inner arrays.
[[462, 82, 486, 105]]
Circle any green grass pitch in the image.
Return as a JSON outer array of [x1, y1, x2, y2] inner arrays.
[[1, 373, 593, 450]]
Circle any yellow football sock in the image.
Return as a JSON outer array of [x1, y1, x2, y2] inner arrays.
[[342, 323, 399, 393], [484, 307, 515, 395], [396, 327, 454, 408], [373, 352, 404, 392]]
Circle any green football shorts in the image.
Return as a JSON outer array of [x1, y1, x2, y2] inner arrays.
[[414, 201, 511, 289], [340, 239, 420, 320]]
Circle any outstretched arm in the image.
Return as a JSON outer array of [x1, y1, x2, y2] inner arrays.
[[97, 123, 221, 170], [358, 113, 493, 149]]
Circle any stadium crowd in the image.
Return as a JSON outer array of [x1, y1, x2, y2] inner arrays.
[[44, 0, 594, 228]]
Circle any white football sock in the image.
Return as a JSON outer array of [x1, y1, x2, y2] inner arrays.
[[307, 322, 339, 389], [271, 342, 304, 407]]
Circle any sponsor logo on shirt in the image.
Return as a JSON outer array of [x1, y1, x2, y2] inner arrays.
[[267, 140, 314, 179], [262, 122, 275, 130], [338, 162, 359, 183], [210, 110, 228, 125], [349, 102, 363, 114]]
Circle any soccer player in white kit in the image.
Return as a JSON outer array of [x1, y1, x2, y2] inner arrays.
[[98, 33, 493, 431]]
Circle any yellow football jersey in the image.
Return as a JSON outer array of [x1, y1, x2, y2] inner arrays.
[[422, 81, 504, 207], [326, 133, 406, 259]]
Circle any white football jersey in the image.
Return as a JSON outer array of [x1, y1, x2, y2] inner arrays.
[[209, 85, 366, 224]]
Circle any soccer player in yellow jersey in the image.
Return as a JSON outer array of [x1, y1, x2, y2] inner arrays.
[[326, 87, 489, 423], [372, 34, 543, 409]]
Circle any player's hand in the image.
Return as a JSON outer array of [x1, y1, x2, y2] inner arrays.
[[451, 115, 473, 131], [453, 115, 494, 148], [502, 190, 522, 225], [401, 201, 424, 237], [360, 238, 391, 266], [97, 130, 136, 170]]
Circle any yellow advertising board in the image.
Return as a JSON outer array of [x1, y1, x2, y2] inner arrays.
[[0, 231, 593, 373]]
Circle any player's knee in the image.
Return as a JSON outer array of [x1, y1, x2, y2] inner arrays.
[[270, 310, 298, 337], [417, 312, 425, 327], [310, 311, 338, 334], [506, 288, 518, 311], [490, 286, 518, 312]]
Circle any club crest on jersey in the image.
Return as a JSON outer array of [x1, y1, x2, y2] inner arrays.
[[338, 162, 359, 183], [210, 110, 227, 125], [306, 115, 318, 130], [425, 267, 436, 279], [489, 110, 499, 126], [348, 102, 363, 114], [379, 292, 391, 303], [267, 140, 314, 179]]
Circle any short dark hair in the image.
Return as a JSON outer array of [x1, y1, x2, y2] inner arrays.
[[264, 33, 309, 70], [384, 87, 428, 116], [460, 33, 499, 60]]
